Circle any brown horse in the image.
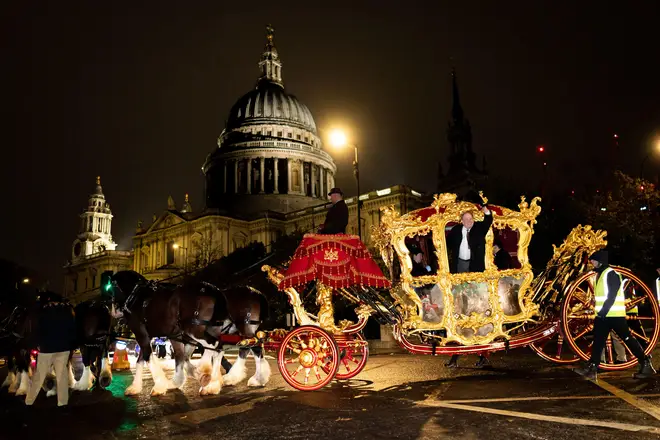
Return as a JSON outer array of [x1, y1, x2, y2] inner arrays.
[[104, 270, 270, 396]]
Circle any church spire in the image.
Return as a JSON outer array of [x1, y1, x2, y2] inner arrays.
[[451, 68, 464, 123], [257, 24, 283, 88]]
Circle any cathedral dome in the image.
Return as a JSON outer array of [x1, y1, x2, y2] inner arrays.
[[226, 82, 317, 134], [202, 25, 336, 217]]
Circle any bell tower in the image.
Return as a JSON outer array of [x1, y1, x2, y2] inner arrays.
[[71, 176, 117, 261]]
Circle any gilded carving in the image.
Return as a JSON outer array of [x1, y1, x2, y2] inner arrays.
[[374, 192, 543, 346]]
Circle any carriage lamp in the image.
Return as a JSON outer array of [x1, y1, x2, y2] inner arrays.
[[22, 278, 29, 284]]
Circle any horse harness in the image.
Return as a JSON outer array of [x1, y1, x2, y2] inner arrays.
[[191, 282, 263, 328]]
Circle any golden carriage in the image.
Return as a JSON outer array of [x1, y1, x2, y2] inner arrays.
[[262, 193, 660, 391]]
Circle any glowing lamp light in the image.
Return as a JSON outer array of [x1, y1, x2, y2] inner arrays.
[[105, 282, 113, 292], [537, 146, 545, 153], [173, 243, 180, 249], [640, 185, 645, 191], [22, 278, 30, 284], [614, 134, 619, 138], [329, 129, 348, 148]]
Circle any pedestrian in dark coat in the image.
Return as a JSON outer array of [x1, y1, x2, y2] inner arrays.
[[25, 292, 76, 407]]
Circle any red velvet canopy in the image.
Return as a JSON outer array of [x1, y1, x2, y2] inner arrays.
[[278, 234, 391, 290]]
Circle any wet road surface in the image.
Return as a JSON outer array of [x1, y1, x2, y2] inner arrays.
[[2, 348, 660, 439]]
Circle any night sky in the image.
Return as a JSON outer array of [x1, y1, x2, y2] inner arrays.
[[3, 1, 660, 285]]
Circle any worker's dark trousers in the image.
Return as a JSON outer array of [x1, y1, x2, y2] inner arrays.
[[590, 316, 646, 366]]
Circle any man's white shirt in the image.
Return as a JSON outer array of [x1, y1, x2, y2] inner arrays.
[[459, 227, 471, 260]]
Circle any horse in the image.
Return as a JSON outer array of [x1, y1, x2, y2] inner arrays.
[[104, 270, 270, 396], [69, 299, 115, 391]]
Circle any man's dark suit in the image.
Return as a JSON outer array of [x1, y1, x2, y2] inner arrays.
[[319, 200, 349, 234], [446, 211, 493, 273]]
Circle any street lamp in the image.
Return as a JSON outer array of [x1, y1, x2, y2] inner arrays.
[[640, 138, 660, 179], [329, 129, 361, 239], [172, 243, 188, 271], [22, 278, 30, 284]]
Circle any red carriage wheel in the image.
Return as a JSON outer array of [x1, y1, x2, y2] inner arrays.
[[277, 325, 340, 391], [334, 333, 369, 380], [561, 267, 660, 371], [528, 318, 581, 364]]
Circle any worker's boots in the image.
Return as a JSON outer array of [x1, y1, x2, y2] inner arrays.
[[575, 362, 598, 381], [633, 357, 657, 379]]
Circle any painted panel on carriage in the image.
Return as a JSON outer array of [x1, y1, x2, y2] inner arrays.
[[498, 276, 523, 316], [418, 284, 444, 323], [451, 282, 495, 337]]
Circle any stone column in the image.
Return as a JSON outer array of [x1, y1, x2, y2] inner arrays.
[[246, 158, 252, 194], [274, 158, 279, 194], [223, 162, 227, 193], [287, 159, 292, 194], [259, 157, 265, 193], [299, 161, 305, 195], [234, 160, 238, 194], [311, 164, 317, 198]]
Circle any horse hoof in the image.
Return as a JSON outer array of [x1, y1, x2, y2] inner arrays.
[[247, 376, 266, 387], [124, 385, 141, 396], [199, 374, 211, 388], [99, 376, 112, 388]]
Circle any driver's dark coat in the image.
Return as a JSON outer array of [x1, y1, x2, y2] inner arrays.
[[319, 200, 349, 234]]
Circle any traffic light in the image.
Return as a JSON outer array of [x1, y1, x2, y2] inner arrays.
[[101, 271, 114, 292]]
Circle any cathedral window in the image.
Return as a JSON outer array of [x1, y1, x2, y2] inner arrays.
[[296, 134, 301, 140], [287, 132, 293, 138], [277, 131, 283, 137], [267, 130, 272, 136], [92, 275, 96, 287], [304, 136, 309, 143]]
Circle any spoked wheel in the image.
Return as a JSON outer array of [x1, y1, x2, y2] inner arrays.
[[277, 325, 340, 391], [528, 317, 581, 364], [561, 267, 660, 371], [334, 333, 369, 380]]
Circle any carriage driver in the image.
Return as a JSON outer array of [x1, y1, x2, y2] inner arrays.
[[318, 188, 349, 234], [575, 250, 656, 380]]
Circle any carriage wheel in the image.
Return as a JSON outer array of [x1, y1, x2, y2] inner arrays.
[[334, 333, 369, 380], [277, 325, 340, 391], [528, 317, 581, 364], [561, 267, 660, 371]]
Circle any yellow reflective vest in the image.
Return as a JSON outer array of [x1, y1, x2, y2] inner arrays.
[[594, 267, 626, 317]]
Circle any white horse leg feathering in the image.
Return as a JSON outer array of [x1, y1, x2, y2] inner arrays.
[[147, 356, 175, 396], [200, 350, 224, 396], [248, 348, 271, 387], [124, 359, 144, 396], [223, 352, 248, 386], [73, 365, 95, 391]]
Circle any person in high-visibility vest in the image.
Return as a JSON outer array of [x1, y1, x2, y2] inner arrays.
[[575, 250, 655, 380]]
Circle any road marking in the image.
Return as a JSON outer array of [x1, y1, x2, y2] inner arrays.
[[588, 377, 660, 422], [418, 400, 660, 434], [440, 393, 660, 404]]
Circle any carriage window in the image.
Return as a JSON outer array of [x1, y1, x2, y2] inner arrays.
[[493, 227, 521, 270], [444, 209, 494, 274], [405, 233, 438, 277]]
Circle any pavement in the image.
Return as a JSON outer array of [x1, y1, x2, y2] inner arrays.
[[2, 347, 660, 440]]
